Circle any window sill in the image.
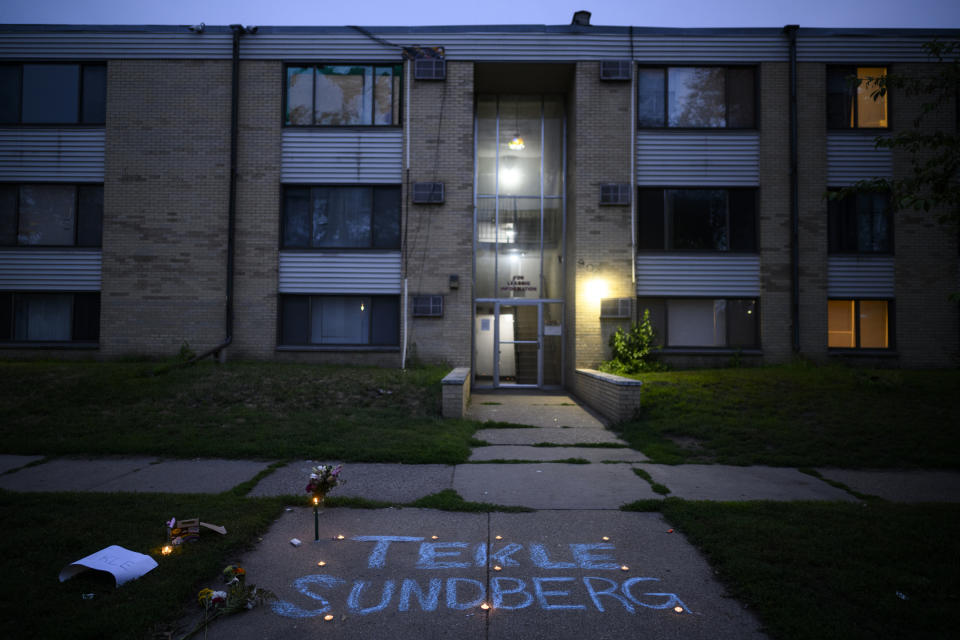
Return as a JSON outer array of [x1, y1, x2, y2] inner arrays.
[[283, 125, 402, 131], [657, 348, 762, 355], [829, 349, 898, 357], [0, 342, 98, 349], [276, 345, 400, 353]]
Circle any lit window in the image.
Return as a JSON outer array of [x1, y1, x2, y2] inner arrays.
[[285, 64, 402, 126], [637, 298, 758, 348], [827, 66, 888, 129], [828, 299, 890, 349], [637, 188, 757, 252], [828, 190, 891, 253], [0, 292, 100, 343], [637, 66, 755, 129], [279, 295, 399, 346]]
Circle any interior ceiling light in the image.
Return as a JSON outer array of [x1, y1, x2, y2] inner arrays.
[[508, 134, 525, 151]]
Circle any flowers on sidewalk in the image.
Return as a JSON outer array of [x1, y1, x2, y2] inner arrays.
[[180, 566, 275, 639], [305, 464, 343, 501]]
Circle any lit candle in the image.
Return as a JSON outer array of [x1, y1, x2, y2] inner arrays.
[[161, 545, 173, 556], [480, 603, 490, 610], [324, 614, 334, 621], [495, 535, 503, 540], [620, 565, 629, 571], [313, 496, 319, 506], [336, 534, 345, 540], [674, 606, 683, 613], [317, 561, 326, 567], [431, 535, 439, 540], [602, 536, 610, 541], [493, 565, 502, 571]]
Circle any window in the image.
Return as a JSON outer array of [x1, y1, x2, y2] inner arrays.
[[0, 63, 106, 125], [637, 188, 757, 252], [637, 66, 755, 129], [285, 64, 402, 126], [827, 66, 888, 129], [638, 297, 758, 348], [279, 295, 399, 346], [0, 292, 99, 343], [412, 295, 443, 317], [0, 184, 103, 247], [282, 186, 400, 249], [828, 299, 891, 349], [828, 190, 891, 253]]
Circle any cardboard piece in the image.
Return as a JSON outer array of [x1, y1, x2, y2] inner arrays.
[[168, 517, 227, 545], [59, 545, 158, 587]]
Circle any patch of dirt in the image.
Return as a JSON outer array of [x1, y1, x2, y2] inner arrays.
[[666, 435, 706, 451]]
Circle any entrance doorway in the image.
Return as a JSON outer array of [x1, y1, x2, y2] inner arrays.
[[474, 301, 562, 388], [473, 94, 566, 389]]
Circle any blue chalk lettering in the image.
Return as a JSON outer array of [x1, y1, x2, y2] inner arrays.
[[583, 576, 635, 613], [271, 574, 344, 619], [622, 578, 692, 612], [571, 543, 620, 570], [490, 577, 533, 610], [416, 542, 472, 569], [533, 577, 586, 611], [529, 543, 576, 569], [352, 536, 423, 569], [398, 578, 442, 612], [347, 579, 396, 615], [474, 542, 487, 567], [490, 543, 523, 567], [445, 577, 485, 610]]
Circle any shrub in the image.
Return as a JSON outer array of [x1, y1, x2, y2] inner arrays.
[[600, 309, 667, 374]]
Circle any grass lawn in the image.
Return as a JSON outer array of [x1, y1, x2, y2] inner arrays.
[[615, 363, 960, 468], [624, 499, 960, 640], [0, 489, 288, 640], [0, 360, 477, 464]]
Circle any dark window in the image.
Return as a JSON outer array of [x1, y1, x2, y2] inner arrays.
[[828, 190, 891, 253], [638, 297, 759, 348], [637, 66, 756, 129], [279, 295, 400, 346], [282, 185, 400, 249], [0, 291, 99, 343], [285, 64, 402, 126], [827, 66, 888, 129], [828, 299, 891, 349], [0, 184, 103, 247], [638, 188, 757, 252], [1, 63, 106, 125]]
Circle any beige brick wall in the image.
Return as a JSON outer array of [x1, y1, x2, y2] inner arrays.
[[758, 62, 795, 362], [796, 63, 829, 359], [403, 61, 475, 367], [566, 63, 634, 379], [101, 60, 231, 357], [891, 63, 959, 367], [231, 61, 281, 359], [571, 369, 642, 424]]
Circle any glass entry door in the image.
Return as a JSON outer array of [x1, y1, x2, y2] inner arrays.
[[474, 301, 562, 388]]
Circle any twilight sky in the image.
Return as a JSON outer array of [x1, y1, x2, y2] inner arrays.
[[1, 0, 959, 29]]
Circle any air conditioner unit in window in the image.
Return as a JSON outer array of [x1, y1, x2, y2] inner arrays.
[[600, 298, 632, 319], [414, 57, 446, 80], [600, 60, 632, 81], [600, 183, 631, 205], [413, 295, 443, 317], [412, 182, 445, 204]]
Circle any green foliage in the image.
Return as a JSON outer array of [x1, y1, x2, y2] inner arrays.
[[600, 309, 666, 374], [829, 40, 960, 224]]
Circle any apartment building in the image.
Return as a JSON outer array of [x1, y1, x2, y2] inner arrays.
[[1, 20, 957, 389]]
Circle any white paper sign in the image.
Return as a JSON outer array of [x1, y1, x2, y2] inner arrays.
[[59, 545, 158, 587]]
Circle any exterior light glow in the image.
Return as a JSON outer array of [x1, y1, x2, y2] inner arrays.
[[585, 278, 609, 301]]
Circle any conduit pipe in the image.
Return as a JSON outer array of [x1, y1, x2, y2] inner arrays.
[[785, 24, 801, 353]]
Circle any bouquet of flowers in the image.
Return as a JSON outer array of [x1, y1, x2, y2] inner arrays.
[[180, 565, 274, 639], [305, 464, 343, 501]]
